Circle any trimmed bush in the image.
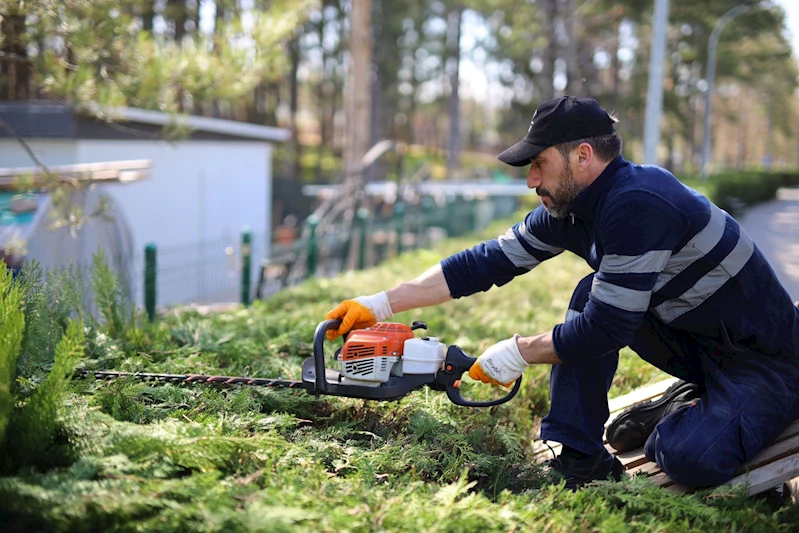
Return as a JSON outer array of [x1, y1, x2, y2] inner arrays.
[[681, 170, 799, 215]]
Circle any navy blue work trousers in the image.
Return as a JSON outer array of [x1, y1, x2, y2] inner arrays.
[[539, 273, 799, 488]]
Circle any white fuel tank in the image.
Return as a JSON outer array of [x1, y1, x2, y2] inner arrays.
[[401, 337, 446, 374]]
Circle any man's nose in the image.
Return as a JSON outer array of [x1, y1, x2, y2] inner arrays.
[[527, 167, 541, 189]]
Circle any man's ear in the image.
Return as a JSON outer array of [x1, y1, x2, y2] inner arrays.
[[576, 142, 593, 167]]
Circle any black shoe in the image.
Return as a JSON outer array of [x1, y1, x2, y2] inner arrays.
[[544, 449, 625, 490], [606, 380, 702, 453]]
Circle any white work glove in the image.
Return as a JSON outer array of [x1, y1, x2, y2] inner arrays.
[[325, 291, 394, 339], [468, 335, 528, 387]]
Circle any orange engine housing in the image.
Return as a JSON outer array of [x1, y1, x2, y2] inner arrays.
[[340, 322, 415, 361]]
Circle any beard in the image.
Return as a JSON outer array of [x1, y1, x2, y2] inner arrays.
[[536, 160, 582, 219]]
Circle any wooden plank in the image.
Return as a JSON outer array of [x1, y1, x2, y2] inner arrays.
[[617, 448, 649, 469], [772, 418, 799, 444], [648, 472, 674, 488], [531, 376, 799, 498], [735, 434, 799, 475], [727, 455, 799, 496], [627, 434, 799, 493], [628, 461, 662, 477]]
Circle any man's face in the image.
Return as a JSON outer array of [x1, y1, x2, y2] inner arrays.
[[526, 146, 582, 219]]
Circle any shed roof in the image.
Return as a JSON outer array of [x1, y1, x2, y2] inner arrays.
[[0, 102, 291, 143]]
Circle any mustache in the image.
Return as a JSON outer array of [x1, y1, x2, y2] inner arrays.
[[536, 188, 552, 197]]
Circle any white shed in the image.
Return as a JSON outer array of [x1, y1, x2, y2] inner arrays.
[[0, 102, 290, 307]]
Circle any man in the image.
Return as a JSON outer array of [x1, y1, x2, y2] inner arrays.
[[325, 96, 799, 490]]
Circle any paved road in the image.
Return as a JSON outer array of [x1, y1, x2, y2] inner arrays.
[[738, 187, 799, 303]]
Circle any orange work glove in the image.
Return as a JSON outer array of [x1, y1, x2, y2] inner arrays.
[[325, 291, 394, 340], [468, 335, 528, 387]]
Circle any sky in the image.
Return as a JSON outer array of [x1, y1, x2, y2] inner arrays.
[[192, 0, 799, 106], [778, 0, 799, 58], [457, 1, 799, 106]]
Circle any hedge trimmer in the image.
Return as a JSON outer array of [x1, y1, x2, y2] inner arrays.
[[79, 319, 521, 408]]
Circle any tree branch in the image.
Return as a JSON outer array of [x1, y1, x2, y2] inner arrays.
[[0, 116, 50, 174]]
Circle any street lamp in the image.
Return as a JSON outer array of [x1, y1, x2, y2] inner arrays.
[[700, 2, 764, 180]]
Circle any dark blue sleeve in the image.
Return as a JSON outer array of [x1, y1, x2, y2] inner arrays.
[[441, 207, 566, 298], [553, 192, 690, 362]]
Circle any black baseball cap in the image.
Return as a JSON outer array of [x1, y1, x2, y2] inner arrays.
[[497, 96, 616, 167]]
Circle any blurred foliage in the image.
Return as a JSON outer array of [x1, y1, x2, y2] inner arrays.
[[681, 169, 799, 215], [3, 1, 796, 182], [1, 0, 315, 116]]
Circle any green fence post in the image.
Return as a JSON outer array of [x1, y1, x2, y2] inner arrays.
[[240, 228, 252, 307], [446, 196, 461, 237], [306, 214, 319, 278], [421, 196, 434, 246], [394, 202, 405, 255], [356, 208, 369, 270], [144, 242, 157, 322]]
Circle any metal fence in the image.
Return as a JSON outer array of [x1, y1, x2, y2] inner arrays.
[[22, 194, 517, 318], [255, 194, 518, 300], [134, 231, 265, 318]]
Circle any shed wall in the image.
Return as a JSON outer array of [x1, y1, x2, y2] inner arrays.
[[78, 139, 271, 306], [0, 139, 78, 167]]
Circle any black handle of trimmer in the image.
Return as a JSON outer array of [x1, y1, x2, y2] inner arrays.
[[312, 319, 343, 394], [437, 345, 522, 407]]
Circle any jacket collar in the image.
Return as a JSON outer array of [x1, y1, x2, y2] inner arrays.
[[567, 155, 627, 222]]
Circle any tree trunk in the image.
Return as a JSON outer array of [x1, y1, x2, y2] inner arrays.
[[314, 14, 329, 180], [0, 5, 28, 100], [287, 34, 302, 179], [540, 0, 558, 101], [563, 0, 582, 95], [764, 99, 774, 170], [215, 1, 226, 42], [366, 0, 385, 183], [368, 69, 385, 182], [142, 0, 156, 32], [736, 86, 747, 170], [445, 6, 463, 178], [343, 0, 373, 185], [192, 0, 201, 36], [167, 0, 188, 42], [609, 13, 622, 111]]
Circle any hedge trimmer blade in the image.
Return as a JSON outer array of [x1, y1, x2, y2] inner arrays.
[[76, 320, 522, 407], [77, 370, 305, 389]]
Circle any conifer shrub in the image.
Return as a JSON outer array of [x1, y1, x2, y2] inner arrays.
[[5, 320, 85, 469], [2, 219, 799, 531], [0, 259, 88, 473], [0, 266, 26, 458]]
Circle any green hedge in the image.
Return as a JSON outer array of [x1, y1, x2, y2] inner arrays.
[[680, 170, 799, 216]]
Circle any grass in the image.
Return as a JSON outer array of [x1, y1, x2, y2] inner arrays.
[[1, 215, 798, 532]]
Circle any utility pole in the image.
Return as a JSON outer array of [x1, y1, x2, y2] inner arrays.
[[700, 3, 753, 180], [643, 0, 669, 166]]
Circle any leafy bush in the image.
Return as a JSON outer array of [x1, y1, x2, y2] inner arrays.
[[0, 266, 26, 454], [0, 261, 87, 473], [681, 170, 799, 215], [4, 320, 85, 469]]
